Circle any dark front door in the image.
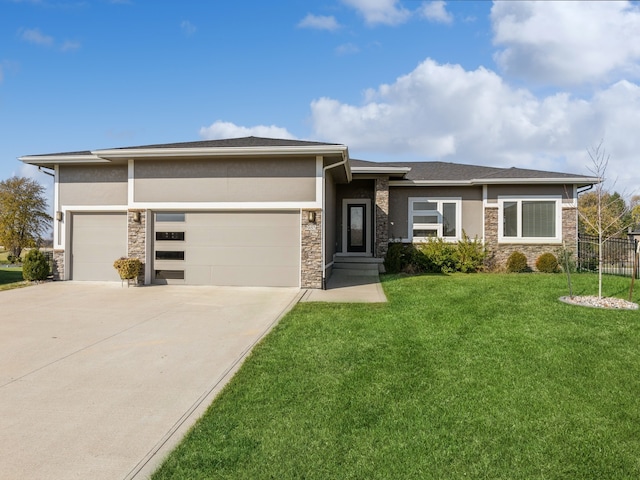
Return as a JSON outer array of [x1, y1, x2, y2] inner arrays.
[[347, 203, 367, 253]]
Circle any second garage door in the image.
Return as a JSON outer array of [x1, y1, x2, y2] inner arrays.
[[153, 211, 300, 287], [71, 212, 128, 281]]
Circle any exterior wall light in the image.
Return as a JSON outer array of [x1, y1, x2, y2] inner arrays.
[[55, 211, 63, 222], [308, 211, 316, 223], [133, 211, 141, 223]]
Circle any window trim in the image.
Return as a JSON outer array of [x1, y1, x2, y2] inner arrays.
[[408, 197, 462, 243], [497, 195, 562, 244]]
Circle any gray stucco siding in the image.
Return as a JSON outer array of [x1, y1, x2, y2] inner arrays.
[[59, 165, 128, 206], [486, 184, 574, 203], [134, 158, 317, 203], [388, 186, 483, 240]]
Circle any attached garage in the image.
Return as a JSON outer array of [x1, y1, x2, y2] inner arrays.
[[70, 212, 127, 281], [153, 211, 301, 287]]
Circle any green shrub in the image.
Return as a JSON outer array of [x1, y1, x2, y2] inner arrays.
[[417, 238, 457, 273], [113, 257, 142, 280], [455, 233, 487, 273], [536, 252, 559, 273], [506, 251, 529, 273], [7, 254, 18, 264], [384, 242, 407, 274], [385, 234, 489, 275], [557, 247, 576, 273], [22, 249, 50, 281]]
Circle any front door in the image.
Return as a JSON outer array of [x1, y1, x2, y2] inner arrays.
[[347, 203, 367, 253]]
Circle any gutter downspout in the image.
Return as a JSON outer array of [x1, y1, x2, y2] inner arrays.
[[322, 152, 349, 290]]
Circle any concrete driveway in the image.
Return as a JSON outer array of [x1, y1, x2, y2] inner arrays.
[[0, 282, 301, 480]]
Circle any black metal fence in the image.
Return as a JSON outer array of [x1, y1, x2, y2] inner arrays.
[[578, 233, 639, 278]]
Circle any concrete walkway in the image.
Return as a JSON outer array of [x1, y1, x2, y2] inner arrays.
[[300, 269, 387, 303], [0, 282, 301, 480]]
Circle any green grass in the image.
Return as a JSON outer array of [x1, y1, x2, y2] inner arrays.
[[0, 267, 27, 291], [0, 250, 29, 291], [153, 273, 640, 480]]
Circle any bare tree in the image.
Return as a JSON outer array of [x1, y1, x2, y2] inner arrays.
[[578, 142, 632, 298]]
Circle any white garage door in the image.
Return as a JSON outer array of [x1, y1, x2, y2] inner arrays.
[[71, 212, 127, 281], [153, 211, 300, 287]]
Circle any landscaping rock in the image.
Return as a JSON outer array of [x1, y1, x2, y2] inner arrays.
[[559, 295, 639, 310]]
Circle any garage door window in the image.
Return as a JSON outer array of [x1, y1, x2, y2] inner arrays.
[[155, 251, 185, 261], [155, 270, 185, 280], [156, 212, 185, 222], [156, 232, 185, 241]]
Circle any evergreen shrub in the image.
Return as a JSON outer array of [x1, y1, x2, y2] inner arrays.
[[506, 251, 529, 273], [536, 252, 559, 273], [22, 249, 50, 281]]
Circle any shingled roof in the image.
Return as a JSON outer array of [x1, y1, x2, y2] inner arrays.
[[27, 136, 342, 158], [350, 159, 595, 183]]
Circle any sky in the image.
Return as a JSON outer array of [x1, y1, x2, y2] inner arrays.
[[2, 0, 640, 204]]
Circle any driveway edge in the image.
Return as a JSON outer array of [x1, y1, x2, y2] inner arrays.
[[126, 289, 305, 480]]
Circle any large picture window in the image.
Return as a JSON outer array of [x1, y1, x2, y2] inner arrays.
[[498, 196, 561, 243], [409, 197, 461, 242]]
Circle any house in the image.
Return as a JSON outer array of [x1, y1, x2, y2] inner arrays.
[[20, 137, 598, 288]]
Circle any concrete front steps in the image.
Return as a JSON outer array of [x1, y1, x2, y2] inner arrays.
[[332, 256, 385, 275]]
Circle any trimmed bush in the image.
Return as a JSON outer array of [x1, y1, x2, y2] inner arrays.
[[22, 249, 50, 281], [113, 257, 142, 280], [536, 252, 559, 273], [506, 251, 529, 273]]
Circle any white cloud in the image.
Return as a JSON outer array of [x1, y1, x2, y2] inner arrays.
[[18, 27, 80, 51], [298, 14, 340, 31], [341, 0, 411, 26], [19, 28, 54, 47], [492, 1, 640, 86], [310, 58, 640, 194], [336, 43, 360, 55], [199, 121, 296, 140], [419, 1, 453, 24], [180, 20, 197, 36], [60, 40, 80, 52]]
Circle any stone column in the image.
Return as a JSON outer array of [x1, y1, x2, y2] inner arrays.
[[127, 210, 146, 284], [301, 209, 322, 289], [52, 249, 65, 280], [375, 177, 389, 258]]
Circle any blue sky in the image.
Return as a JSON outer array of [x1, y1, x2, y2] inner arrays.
[[2, 0, 640, 200]]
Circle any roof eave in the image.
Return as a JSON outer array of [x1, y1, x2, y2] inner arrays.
[[476, 177, 600, 185], [389, 177, 600, 187], [19, 154, 109, 167], [93, 144, 348, 160]]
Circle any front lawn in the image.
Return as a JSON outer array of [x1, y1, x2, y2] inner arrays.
[[153, 273, 640, 479], [0, 267, 27, 291]]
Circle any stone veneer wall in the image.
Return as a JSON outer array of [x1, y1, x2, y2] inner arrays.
[[52, 249, 64, 280], [301, 209, 322, 289], [127, 210, 146, 284], [375, 178, 389, 258], [484, 206, 578, 271]]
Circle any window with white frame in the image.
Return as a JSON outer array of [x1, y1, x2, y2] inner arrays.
[[409, 197, 461, 242], [498, 196, 562, 243]]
